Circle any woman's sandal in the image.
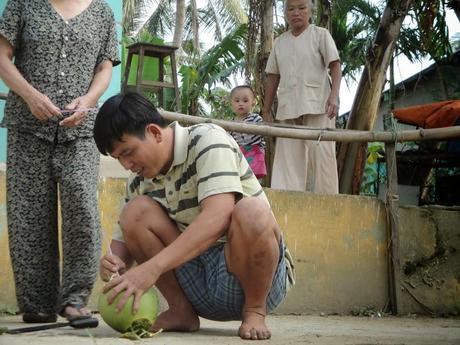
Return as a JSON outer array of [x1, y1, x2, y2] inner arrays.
[[59, 304, 92, 321], [22, 312, 57, 323]]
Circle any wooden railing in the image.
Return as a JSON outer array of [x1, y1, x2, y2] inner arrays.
[[1, 94, 458, 143], [161, 110, 460, 143]]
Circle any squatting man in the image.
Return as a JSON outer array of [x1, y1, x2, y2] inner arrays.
[[95, 92, 295, 340]]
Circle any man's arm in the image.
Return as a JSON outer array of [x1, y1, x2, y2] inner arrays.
[[326, 59, 342, 118], [104, 192, 236, 312], [149, 192, 235, 272], [262, 73, 280, 122]]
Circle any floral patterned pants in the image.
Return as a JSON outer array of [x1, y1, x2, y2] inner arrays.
[[6, 129, 101, 314]]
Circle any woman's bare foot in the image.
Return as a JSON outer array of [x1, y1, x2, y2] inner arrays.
[[150, 308, 200, 332], [62, 305, 91, 318], [238, 309, 271, 340]]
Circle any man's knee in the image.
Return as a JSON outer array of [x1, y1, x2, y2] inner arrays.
[[232, 197, 276, 238], [119, 195, 158, 237]]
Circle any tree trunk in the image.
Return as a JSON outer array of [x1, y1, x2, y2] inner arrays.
[[257, 0, 274, 97], [173, 0, 186, 49], [317, 0, 332, 31], [259, 0, 274, 186], [337, 0, 414, 195], [191, 0, 200, 54]]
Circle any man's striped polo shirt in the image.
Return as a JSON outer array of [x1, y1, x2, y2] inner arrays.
[[112, 121, 296, 289], [114, 121, 267, 239]]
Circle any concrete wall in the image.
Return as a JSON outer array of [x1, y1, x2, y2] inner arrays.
[[265, 190, 389, 314], [1, 173, 459, 315], [398, 206, 460, 315]]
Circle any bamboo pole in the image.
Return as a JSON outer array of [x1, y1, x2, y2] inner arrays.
[[161, 110, 460, 143], [0, 97, 457, 143]]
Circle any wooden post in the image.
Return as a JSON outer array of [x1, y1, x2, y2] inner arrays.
[[258, 0, 274, 187], [383, 112, 403, 315]]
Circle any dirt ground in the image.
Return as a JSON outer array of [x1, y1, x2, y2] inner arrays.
[[0, 313, 459, 345]]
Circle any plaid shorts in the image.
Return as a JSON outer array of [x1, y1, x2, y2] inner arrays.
[[174, 238, 287, 321]]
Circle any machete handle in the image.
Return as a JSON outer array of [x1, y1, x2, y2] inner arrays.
[[69, 317, 99, 329]]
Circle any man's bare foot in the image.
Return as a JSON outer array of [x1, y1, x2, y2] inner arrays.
[[150, 308, 200, 332], [239, 309, 271, 340]]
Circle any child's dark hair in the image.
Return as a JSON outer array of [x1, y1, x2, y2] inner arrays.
[[230, 85, 255, 97], [93, 92, 167, 155]]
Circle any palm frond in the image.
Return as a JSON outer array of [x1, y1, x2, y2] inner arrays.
[[179, 24, 247, 115], [123, 0, 164, 36], [138, 0, 174, 40]]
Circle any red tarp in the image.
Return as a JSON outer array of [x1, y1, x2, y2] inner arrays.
[[392, 100, 460, 129]]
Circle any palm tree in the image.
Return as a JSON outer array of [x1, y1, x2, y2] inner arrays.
[[179, 24, 247, 116], [123, 0, 184, 43], [329, 0, 382, 83], [124, 0, 248, 53], [121, 0, 249, 116]]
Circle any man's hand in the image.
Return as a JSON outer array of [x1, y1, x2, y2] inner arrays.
[[59, 95, 96, 127], [326, 60, 341, 119], [325, 94, 339, 119], [102, 263, 160, 314], [99, 253, 126, 282], [262, 110, 274, 123]]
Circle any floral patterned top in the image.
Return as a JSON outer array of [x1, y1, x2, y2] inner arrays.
[[0, 0, 120, 143]]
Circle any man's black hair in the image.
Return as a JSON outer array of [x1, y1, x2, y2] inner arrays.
[[93, 92, 167, 155]]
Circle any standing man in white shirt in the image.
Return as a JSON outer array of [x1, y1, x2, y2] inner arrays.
[[262, 0, 342, 194]]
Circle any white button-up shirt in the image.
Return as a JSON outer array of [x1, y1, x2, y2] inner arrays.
[[266, 25, 340, 120]]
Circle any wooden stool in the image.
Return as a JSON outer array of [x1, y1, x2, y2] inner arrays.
[[122, 43, 180, 110]]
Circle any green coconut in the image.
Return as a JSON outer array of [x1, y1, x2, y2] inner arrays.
[[98, 288, 159, 336]]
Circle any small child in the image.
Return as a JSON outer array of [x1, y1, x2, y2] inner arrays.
[[229, 85, 267, 180]]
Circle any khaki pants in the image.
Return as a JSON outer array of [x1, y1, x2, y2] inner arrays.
[[271, 113, 339, 194]]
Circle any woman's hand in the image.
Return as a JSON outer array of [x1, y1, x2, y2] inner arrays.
[[59, 95, 96, 127], [24, 89, 61, 121]]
